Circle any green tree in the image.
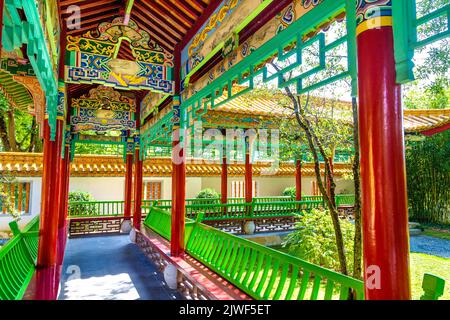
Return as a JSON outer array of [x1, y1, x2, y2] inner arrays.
[[0, 92, 41, 152]]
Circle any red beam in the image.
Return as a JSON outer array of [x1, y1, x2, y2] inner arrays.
[[420, 123, 450, 136], [357, 21, 411, 299]]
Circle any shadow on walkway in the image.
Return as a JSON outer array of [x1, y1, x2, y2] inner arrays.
[[58, 234, 183, 300]]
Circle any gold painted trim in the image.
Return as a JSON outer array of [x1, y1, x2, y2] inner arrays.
[[356, 17, 393, 36]]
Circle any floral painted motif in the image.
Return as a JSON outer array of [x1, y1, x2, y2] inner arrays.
[[356, 0, 392, 28]]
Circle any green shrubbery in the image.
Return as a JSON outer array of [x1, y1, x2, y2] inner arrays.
[[282, 209, 355, 272], [196, 188, 219, 199], [282, 187, 296, 198], [68, 191, 96, 216], [406, 131, 450, 225]]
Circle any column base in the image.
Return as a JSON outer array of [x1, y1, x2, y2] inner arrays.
[[120, 220, 132, 233], [129, 228, 137, 243]]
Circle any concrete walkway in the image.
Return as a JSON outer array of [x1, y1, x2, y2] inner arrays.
[[410, 235, 450, 259], [58, 235, 183, 300]]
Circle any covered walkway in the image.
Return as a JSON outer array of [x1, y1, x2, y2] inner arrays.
[[58, 235, 181, 300]]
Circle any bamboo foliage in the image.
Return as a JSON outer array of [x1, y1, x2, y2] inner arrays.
[[406, 131, 450, 225]]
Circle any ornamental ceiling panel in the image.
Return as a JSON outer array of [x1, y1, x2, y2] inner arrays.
[[70, 86, 136, 132], [64, 17, 175, 94]]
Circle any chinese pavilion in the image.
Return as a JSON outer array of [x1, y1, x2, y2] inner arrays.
[[0, 0, 449, 301]]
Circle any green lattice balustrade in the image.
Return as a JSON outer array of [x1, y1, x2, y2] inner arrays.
[[68, 200, 154, 217], [393, 1, 450, 83], [335, 194, 355, 207], [181, 0, 357, 130], [143, 207, 196, 245], [0, 217, 39, 300], [186, 222, 364, 300], [2, 0, 59, 139], [143, 206, 446, 300]]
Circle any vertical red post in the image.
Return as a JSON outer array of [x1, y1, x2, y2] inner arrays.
[[123, 152, 133, 222], [221, 153, 228, 204], [356, 4, 411, 300], [57, 143, 71, 266], [171, 96, 186, 257], [295, 159, 302, 201], [245, 141, 252, 203], [133, 105, 144, 230], [36, 118, 64, 299]]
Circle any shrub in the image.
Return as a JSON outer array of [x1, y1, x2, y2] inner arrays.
[[196, 188, 219, 199], [282, 187, 296, 198], [191, 188, 219, 206], [282, 209, 354, 272], [406, 131, 450, 225], [68, 191, 96, 216]]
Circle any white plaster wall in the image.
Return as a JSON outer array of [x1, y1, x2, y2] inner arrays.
[[69, 177, 125, 201], [0, 174, 355, 232]]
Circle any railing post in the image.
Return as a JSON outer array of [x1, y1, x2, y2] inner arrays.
[[356, 2, 411, 299]]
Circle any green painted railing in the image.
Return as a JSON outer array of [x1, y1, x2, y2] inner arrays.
[[143, 207, 446, 300], [68, 201, 125, 217], [187, 222, 365, 300], [68, 200, 154, 218], [149, 199, 323, 221], [0, 217, 39, 300], [143, 207, 364, 300], [68, 195, 354, 219], [143, 207, 196, 246], [335, 194, 356, 207]]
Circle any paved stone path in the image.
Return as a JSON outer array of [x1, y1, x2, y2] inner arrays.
[[58, 234, 183, 300], [410, 235, 450, 259]]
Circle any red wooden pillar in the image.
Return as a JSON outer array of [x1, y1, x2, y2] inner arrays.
[[133, 146, 143, 230], [295, 159, 302, 201], [356, 4, 411, 300], [35, 118, 64, 299], [245, 138, 252, 203], [221, 153, 228, 204], [171, 96, 186, 257], [123, 151, 133, 223], [57, 141, 71, 266], [133, 98, 143, 231]]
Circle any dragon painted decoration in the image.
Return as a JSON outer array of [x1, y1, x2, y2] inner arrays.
[[65, 18, 174, 94], [70, 86, 136, 132]]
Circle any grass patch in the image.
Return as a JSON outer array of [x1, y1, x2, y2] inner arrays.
[[410, 253, 450, 300], [422, 229, 450, 241], [272, 246, 450, 300]]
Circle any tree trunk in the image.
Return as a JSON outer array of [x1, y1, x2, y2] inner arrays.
[[7, 110, 17, 151], [28, 117, 38, 152], [351, 97, 363, 279], [0, 113, 11, 151]]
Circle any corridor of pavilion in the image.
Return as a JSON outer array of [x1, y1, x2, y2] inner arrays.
[[0, 0, 449, 301]]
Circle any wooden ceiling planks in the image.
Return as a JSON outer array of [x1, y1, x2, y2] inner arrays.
[[58, 0, 219, 97]]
